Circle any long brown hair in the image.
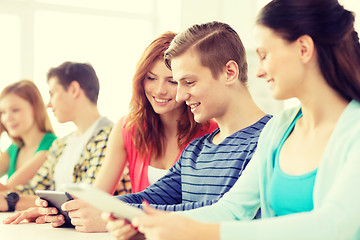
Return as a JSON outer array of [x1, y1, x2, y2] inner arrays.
[[257, 0, 360, 102], [127, 31, 205, 158], [0, 80, 54, 145]]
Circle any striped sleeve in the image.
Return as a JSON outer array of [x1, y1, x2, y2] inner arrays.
[[116, 159, 183, 205]]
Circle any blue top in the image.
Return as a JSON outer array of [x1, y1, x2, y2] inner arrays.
[[269, 111, 317, 216], [116, 115, 272, 211]]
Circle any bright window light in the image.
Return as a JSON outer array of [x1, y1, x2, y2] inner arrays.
[[36, 0, 153, 14], [33, 10, 153, 136], [0, 14, 20, 87], [0, 14, 20, 152]]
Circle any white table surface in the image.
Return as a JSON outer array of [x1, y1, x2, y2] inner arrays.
[[0, 212, 114, 240]]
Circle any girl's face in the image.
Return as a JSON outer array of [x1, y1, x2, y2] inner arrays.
[[255, 25, 305, 100], [0, 93, 36, 138], [144, 59, 184, 117]]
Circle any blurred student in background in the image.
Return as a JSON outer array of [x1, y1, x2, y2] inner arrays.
[[0, 61, 130, 213], [0, 80, 56, 189]]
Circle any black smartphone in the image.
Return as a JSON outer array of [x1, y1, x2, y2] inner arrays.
[[35, 190, 74, 227]]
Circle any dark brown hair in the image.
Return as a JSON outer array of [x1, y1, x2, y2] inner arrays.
[[47, 61, 100, 104], [257, 0, 360, 102]]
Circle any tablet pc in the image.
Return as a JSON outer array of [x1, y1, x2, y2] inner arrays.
[[35, 190, 74, 227], [64, 183, 144, 221]]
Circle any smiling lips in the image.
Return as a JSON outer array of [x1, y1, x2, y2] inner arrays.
[[154, 97, 171, 103], [188, 102, 200, 110], [8, 124, 19, 130]]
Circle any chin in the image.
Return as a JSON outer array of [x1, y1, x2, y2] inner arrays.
[[56, 117, 68, 124], [194, 115, 206, 124], [8, 132, 20, 138]]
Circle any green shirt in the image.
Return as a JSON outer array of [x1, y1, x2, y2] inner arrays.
[[6, 132, 57, 178]]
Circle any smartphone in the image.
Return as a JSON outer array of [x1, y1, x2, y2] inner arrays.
[[64, 183, 144, 221], [35, 190, 74, 227]]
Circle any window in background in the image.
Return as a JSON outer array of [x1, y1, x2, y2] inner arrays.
[[0, 14, 20, 153], [340, 0, 360, 31], [0, 0, 159, 183], [0, 14, 21, 90], [36, 0, 153, 14], [155, 0, 181, 34]]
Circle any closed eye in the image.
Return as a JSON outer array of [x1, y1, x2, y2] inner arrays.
[[169, 80, 178, 84], [147, 76, 156, 81]]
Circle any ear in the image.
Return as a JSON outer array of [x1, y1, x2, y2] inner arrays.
[[297, 35, 315, 63], [68, 81, 81, 99], [224, 60, 239, 86]]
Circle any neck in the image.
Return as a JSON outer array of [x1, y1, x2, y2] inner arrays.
[[214, 87, 266, 143], [296, 74, 349, 129], [299, 94, 348, 130], [21, 126, 46, 148], [160, 108, 183, 138], [73, 103, 101, 135]]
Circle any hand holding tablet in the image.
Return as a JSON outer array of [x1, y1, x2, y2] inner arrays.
[[35, 190, 74, 227], [63, 183, 144, 221]]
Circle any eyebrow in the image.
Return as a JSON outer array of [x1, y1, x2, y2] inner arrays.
[[176, 74, 197, 82], [148, 71, 173, 80], [148, 71, 158, 77]]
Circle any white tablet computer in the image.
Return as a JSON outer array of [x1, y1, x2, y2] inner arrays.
[[63, 183, 144, 220]]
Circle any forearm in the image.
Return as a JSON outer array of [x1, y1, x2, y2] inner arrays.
[[15, 194, 37, 211], [0, 192, 36, 211], [6, 151, 48, 188], [117, 173, 182, 205], [151, 199, 215, 211], [198, 223, 220, 240]]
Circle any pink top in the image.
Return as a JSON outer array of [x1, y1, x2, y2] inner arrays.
[[121, 117, 218, 193]]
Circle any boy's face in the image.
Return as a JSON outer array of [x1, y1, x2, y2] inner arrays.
[[171, 49, 229, 123], [47, 77, 75, 123]]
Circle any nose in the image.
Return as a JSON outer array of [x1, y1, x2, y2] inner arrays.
[[47, 101, 52, 109], [176, 85, 190, 102], [155, 80, 167, 95], [256, 65, 266, 79]]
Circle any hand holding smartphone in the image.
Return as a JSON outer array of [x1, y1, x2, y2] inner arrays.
[[35, 190, 74, 227]]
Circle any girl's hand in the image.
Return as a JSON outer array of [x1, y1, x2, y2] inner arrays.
[[131, 202, 219, 240]]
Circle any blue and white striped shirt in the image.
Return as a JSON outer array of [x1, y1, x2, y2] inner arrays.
[[116, 115, 272, 211]]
